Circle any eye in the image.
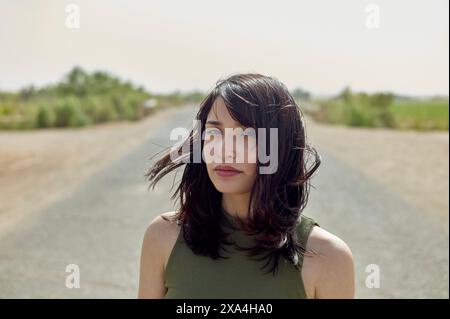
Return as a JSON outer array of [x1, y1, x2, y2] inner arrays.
[[205, 127, 221, 135], [241, 129, 256, 137]]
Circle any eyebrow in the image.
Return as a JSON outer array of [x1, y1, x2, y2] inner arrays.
[[206, 120, 246, 128], [205, 120, 222, 126]]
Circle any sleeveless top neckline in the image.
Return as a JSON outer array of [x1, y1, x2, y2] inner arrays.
[[164, 210, 319, 299], [220, 207, 248, 230]]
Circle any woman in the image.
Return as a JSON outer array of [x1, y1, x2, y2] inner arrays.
[[138, 73, 355, 299]]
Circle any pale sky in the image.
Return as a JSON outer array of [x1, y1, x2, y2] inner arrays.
[[0, 0, 448, 96]]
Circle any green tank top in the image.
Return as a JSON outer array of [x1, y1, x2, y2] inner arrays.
[[164, 210, 319, 299]]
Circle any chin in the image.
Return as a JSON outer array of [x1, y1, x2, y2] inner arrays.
[[211, 180, 248, 194]]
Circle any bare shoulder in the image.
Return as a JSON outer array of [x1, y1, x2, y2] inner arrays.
[[142, 211, 182, 269], [138, 211, 181, 298], [145, 211, 181, 235], [308, 225, 353, 260], [302, 225, 355, 299]]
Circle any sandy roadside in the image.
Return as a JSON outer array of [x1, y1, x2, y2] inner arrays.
[[0, 106, 187, 235], [305, 115, 449, 232]]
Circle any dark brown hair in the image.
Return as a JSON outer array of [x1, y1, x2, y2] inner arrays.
[[145, 73, 321, 275]]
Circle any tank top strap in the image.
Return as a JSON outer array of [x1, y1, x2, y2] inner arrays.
[[296, 214, 320, 267]]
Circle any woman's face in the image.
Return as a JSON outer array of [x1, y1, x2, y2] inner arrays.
[[203, 97, 258, 194]]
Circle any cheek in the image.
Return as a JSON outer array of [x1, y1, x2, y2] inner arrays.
[[247, 136, 258, 163], [235, 137, 258, 164], [205, 161, 214, 175], [240, 164, 258, 191], [243, 163, 258, 179], [202, 138, 223, 164]]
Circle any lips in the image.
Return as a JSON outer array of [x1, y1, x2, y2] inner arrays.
[[214, 165, 242, 177]]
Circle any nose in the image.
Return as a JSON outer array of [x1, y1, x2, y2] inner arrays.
[[222, 133, 236, 163]]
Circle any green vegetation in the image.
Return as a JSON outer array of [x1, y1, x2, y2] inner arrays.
[[3, 74, 446, 132], [309, 87, 448, 131], [390, 99, 449, 130], [0, 66, 206, 130]]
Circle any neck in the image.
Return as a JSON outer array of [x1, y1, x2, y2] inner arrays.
[[221, 192, 251, 219]]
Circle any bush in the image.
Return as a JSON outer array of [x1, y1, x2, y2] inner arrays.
[[55, 99, 90, 127], [92, 102, 118, 123], [112, 94, 136, 120], [347, 105, 372, 127], [0, 66, 195, 130], [36, 105, 55, 128]]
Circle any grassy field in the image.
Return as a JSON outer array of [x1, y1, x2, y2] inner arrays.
[[308, 92, 449, 131], [390, 99, 449, 130]]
